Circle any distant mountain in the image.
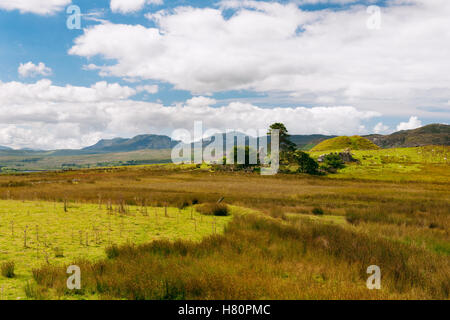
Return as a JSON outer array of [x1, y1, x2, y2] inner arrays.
[[290, 134, 337, 150], [198, 132, 335, 151], [81, 134, 180, 154], [365, 124, 450, 148], [0, 146, 13, 150]]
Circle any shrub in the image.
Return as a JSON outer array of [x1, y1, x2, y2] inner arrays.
[[196, 203, 230, 216], [292, 151, 319, 175], [1, 261, 15, 278], [24, 281, 47, 299], [323, 154, 345, 170], [105, 244, 120, 259], [53, 247, 64, 258], [312, 207, 324, 215]]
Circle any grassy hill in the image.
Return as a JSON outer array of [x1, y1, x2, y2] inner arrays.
[[365, 124, 450, 148], [290, 134, 336, 150], [311, 136, 380, 152]]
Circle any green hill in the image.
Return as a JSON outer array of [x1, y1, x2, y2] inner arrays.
[[311, 136, 380, 152]]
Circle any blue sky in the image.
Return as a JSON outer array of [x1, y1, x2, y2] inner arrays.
[[0, 0, 448, 149]]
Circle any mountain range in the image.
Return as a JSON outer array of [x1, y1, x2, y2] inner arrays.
[[364, 124, 449, 148], [0, 124, 448, 156]]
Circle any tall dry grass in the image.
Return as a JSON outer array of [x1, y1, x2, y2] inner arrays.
[[31, 214, 449, 300]]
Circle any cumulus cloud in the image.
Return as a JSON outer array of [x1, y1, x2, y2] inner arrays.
[[110, 0, 163, 14], [0, 0, 71, 15], [69, 0, 450, 118], [0, 80, 379, 150], [18, 62, 52, 78], [136, 85, 159, 94], [373, 122, 390, 134], [396, 116, 422, 131]]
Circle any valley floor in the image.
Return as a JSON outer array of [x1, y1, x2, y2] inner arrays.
[[0, 157, 448, 299]]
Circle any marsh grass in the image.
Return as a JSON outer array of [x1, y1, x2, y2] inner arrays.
[[0, 148, 448, 300], [32, 214, 449, 300], [1, 262, 15, 278]]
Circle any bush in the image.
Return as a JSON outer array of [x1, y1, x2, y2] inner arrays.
[[323, 154, 345, 171], [196, 203, 230, 216], [1, 261, 15, 278], [312, 207, 324, 215], [54, 247, 64, 258], [105, 244, 120, 259], [24, 281, 47, 299], [292, 151, 319, 175]]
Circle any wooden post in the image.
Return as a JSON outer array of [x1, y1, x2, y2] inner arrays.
[[24, 225, 28, 248]]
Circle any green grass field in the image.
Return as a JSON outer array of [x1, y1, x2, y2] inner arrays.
[[310, 146, 449, 182], [0, 200, 232, 300], [0, 145, 448, 300]]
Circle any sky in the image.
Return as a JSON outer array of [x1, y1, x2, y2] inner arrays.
[[0, 0, 449, 149]]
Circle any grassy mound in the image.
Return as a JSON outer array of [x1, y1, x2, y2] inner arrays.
[[311, 136, 380, 152]]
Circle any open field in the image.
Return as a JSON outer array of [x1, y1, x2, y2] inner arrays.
[[0, 200, 232, 299], [0, 146, 448, 300], [310, 146, 450, 182]]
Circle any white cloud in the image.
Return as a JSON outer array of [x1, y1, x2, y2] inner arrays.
[[136, 85, 159, 94], [18, 62, 52, 78], [110, 0, 163, 14], [373, 122, 389, 134], [0, 80, 379, 150], [0, 0, 71, 15], [69, 0, 450, 118], [396, 116, 422, 131], [0, 80, 136, 104]]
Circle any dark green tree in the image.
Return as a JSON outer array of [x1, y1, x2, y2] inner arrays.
[[268, 123, 297, 153], [293, 150, 319, 174]]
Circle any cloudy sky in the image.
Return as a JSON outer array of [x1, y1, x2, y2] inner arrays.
[[0, 0, 448, 149]]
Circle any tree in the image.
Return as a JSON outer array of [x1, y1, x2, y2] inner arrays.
[[268, 123, 297, 164], [293, 150, 319, 174], [268, 123, 297, 153]]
